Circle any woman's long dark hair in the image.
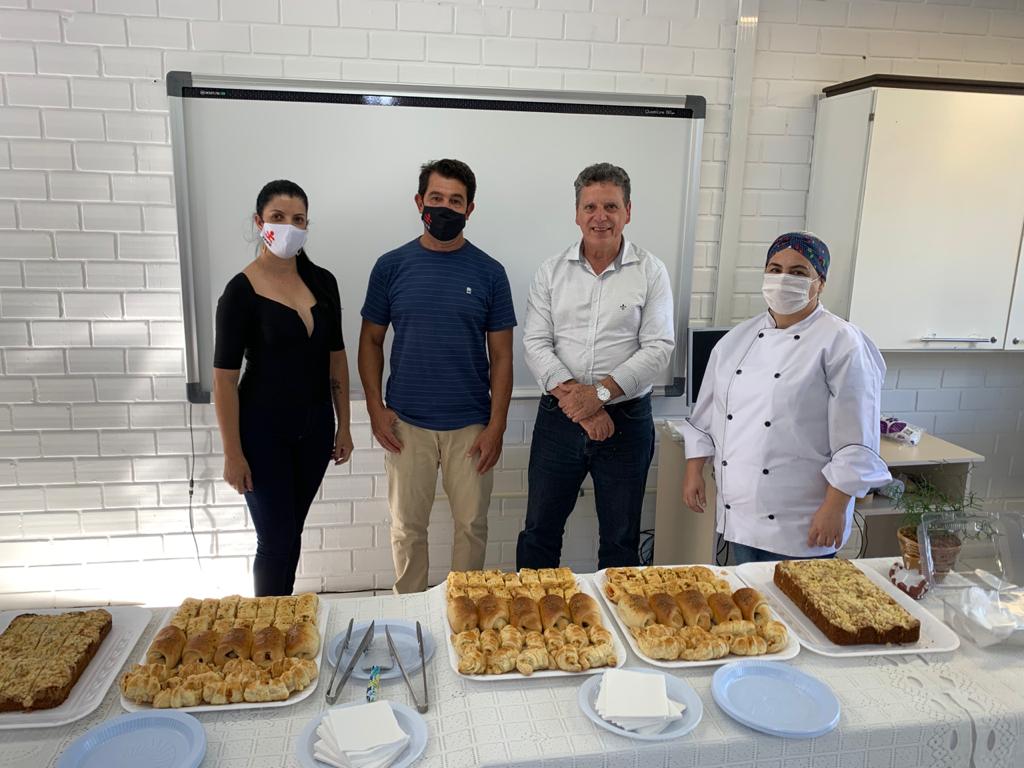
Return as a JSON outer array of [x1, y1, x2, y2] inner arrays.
[[255, 180, 341, 338]]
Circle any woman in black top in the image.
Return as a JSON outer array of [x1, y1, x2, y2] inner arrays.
[[213, 180, 353, 596]]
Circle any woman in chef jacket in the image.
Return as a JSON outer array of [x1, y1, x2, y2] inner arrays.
[[681, 232, 891, 564]]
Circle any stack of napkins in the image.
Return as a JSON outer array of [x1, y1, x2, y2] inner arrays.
[[595, 669, 686, 736], [314, 701, 410, 768]]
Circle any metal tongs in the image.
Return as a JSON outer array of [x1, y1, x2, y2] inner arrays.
[[325, 619, 374, 705], [385, 625, 427, 714]]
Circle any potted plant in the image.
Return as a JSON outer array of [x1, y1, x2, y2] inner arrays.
[[892, 476, 981, 579]]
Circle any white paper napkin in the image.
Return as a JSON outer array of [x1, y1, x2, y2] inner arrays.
[[595, 670, 686, 735], [313, 701, 410, 768]]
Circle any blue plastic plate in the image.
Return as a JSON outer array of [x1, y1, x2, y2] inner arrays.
[[57, 710, 205, 768], [328, 619, 435, 681], [712, 661, 840, 738], [577, 668, 703, 742], [295, 700, 428, 768]]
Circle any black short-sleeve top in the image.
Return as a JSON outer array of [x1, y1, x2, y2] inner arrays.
[[214, 268, 343, 419]]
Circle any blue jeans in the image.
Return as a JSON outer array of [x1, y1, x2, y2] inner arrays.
[[516, 394, 655, 570], [730, 542, 837, 565]]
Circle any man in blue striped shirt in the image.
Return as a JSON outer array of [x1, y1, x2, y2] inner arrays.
[[359, 159, 516, 593]]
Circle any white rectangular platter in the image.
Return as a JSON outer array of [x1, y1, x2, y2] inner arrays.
[[121, 601, 329, 713], [735, 560, 960, 657], [444, 577, 627, 681], [0, 605, 151, 729], [592, 565, 800, 669]]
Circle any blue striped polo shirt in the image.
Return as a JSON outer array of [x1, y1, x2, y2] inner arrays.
[[361, 238, 517, 430]]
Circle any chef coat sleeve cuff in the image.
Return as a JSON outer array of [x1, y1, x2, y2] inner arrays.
[[822, 445, 892, 498], [679, 419, 716, 460]]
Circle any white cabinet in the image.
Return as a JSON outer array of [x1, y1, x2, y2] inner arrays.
[[807, 79, 1024, 351]]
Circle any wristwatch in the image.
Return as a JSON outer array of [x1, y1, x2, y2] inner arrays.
[[595, 383, 612, 403]]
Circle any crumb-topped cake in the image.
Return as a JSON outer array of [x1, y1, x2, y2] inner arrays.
[[774, 559, 920, 645], [0, 609, 112, 711]]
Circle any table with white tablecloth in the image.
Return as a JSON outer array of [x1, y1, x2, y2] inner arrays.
[[4, 559, 1023, 768]]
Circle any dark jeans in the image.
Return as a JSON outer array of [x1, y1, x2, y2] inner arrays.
[[517, 393, 655, 570], [241, 400, 333, 596], [730, 542, 838, 565]]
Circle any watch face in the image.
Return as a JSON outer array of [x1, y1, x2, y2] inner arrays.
[[597, 385, 611, 402]]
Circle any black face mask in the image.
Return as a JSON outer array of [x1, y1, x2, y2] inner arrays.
[[421, 205, 466, 242]]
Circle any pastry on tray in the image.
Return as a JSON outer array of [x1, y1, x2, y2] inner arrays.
[[605, 566, 790, 662], [773, 559, 920, 645], [120, 593, 321, 708], [445, 568, 616, 676], [0, 608, 112, 712]]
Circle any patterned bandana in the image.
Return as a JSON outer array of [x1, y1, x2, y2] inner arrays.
[[766, 232, 830, 280]]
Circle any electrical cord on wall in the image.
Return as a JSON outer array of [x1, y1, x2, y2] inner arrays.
[[187, 401, 202, 570], [715, 532, 729, 566], [854, 508, 868, 558], [638, 529, 655, 566]]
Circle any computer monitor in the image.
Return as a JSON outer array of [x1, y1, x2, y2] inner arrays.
[[686, 327, 731, 407]]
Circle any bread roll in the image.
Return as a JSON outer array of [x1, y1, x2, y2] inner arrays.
[[538, 594, 571, 631], [252, 626, 285, 668], [181, 630, 219, 666], [567, 592, 602, 629], [615, 594, 656, 629], [728, 634, 768, 656], [476, 595, 510, 631], [758, 620, 788, 653], [480, 629, 500, 655], [285, 622, 320, 659], [145, 625, 186, 669], [707, 592, 741, 624], [578, 643, 616, 670], [732, 587, 771, 624], [674, 589, 713, 630], [457, 648, 486, 675], [649, 592, 684, 628], [485, 646, 518, 674], [213, 627, 253, 667], [563, 624, 589, 649], [509, 597, 542, 633], [447, 595, 478, 633], [515, 646, 549, 676]]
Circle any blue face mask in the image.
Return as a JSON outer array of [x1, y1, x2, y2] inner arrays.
[[421, 206, 466, 242]]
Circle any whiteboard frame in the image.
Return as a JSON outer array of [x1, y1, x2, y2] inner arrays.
[[167, 72, 704, 403]]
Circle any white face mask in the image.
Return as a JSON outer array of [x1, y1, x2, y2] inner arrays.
[[762, 272, 817, 315], [259, 222, 307, 260]]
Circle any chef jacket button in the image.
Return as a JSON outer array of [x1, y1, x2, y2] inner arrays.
[[727, 414, 733, 420], [774, 373, 781, 379], [768, 514, 775, 520], [722, 460, 728, 467], [725, 504, 731, 510], [736, 369, 742, 375], [762, 468, 769, 475], [794, 335, 801, 340], [758, 333, 764, 338], [764, 421, 771, 427]]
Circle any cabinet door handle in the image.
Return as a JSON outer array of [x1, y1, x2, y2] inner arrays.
[[918, 335, 997, 344]]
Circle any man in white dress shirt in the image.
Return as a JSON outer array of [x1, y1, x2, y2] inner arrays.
[[517, 163, 675, 569]]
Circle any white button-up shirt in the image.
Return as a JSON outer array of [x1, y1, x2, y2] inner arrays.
[[523, 239, 675, 401], [680, 304, 891, 557]]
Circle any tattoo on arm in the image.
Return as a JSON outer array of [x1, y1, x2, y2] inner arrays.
[[330, 378, 343, 394]]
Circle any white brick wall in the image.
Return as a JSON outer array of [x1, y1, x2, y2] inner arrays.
[[1, 0, 1024, 607]]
